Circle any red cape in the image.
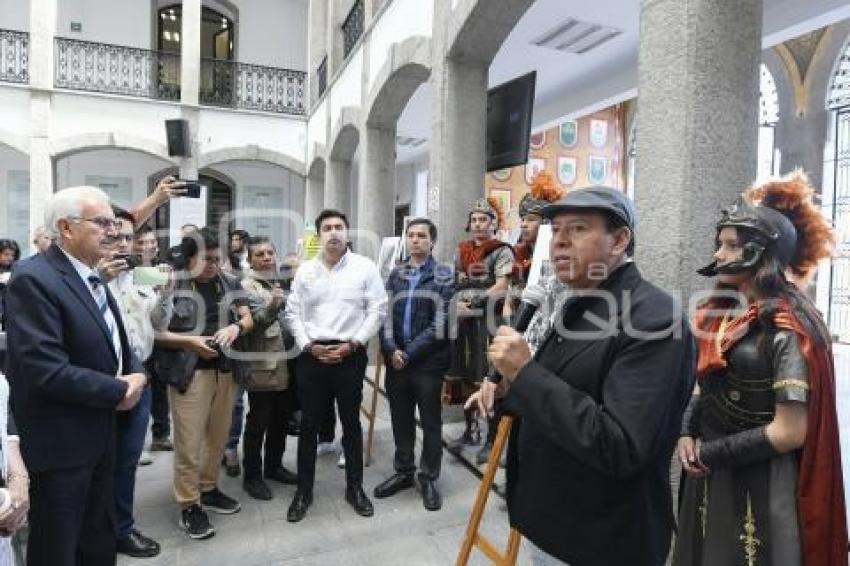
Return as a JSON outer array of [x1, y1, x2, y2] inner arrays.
[[694, 301, 848, 566]]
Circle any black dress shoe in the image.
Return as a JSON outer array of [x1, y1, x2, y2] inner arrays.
[[287, 490, 313, 523], [373, 473, 414, 499], [243, 477, 273, 501], [117, 529, 161, 558], [264, 465, 298, 485], [419, 478, 442, 511], [345, 486, 374, 517]]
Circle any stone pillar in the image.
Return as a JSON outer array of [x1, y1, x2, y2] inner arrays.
[[428, 59, 488, 262], [357, 126, 396, 248], [180, 0, 201, 107], [325, 158, 351, 213], [28, 0, 56, 232], [178, 1, 201, 182], [304, 174, 325, 230], [635, 0, 763, 301]]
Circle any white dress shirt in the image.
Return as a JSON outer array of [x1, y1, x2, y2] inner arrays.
[[284, 250, 388, 350]]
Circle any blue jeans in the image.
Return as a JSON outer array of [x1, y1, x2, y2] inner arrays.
[[226, 386, 245, 451], [114, 385, 152, 538]]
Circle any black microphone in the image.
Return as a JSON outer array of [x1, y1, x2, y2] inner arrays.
[[487, 284, 546, 384]]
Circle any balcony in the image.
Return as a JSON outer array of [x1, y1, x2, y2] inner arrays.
[[0, 29, 29, 84], [50, 38, 305, 115], [342, 0, 365, 58], [200, 58, 306, 115], [55, 37, 180, 101]]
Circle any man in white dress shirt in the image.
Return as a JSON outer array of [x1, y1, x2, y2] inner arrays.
[[284, 209, 388, 522]]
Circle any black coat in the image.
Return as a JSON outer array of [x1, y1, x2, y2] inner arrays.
[[4, 245, 142, 473], [503, 262, 696, 566], [379, 256, 454, 373]]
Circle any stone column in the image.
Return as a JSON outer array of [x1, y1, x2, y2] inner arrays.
[[428, 59, 488, 262], [357, 126, 396, 251], [180, 0, 201, 107], [304, 173, 325, 230], [325, 158, 351, 213], [28, 0, 56, 232], [179, 1, 201, 182], [635, 0, 763, 301]]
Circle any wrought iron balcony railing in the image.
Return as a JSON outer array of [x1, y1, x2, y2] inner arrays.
[[0, 29, 29, 84], [55, 37, 180, 101], [342, 0, 365, 58], [317, 55, 328, 98], [200, 58, 306, 115]]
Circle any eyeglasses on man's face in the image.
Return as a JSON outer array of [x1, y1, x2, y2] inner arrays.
[[69, 216, 119, 230]]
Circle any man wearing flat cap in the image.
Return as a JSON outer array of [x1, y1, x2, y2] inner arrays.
[[470, 186, 696, 565]]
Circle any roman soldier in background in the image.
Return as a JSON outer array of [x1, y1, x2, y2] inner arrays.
[[447, 197, 514, 452], [473, 173, 565, 465]]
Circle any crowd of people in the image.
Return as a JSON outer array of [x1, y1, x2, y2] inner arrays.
[[0, 169, 846, 566]]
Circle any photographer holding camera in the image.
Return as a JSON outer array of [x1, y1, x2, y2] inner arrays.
[[153, 227, 253, 540], [98, 208, 175, 558]]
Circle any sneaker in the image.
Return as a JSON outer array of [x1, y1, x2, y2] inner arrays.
[[337, 452, 346, 469], [150, 437, 173, 452], [317, 441, 336, 456], [179, 504, 214, 540], [138, 450, 153, 466], [200, 488, 242, 514]]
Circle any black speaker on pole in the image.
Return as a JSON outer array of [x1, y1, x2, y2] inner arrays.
[[165, 119, 191, 157]]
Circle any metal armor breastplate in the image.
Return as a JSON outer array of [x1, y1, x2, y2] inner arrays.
[[699, 329, 776, 436]]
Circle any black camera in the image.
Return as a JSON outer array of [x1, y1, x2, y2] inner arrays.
[[113, 253, 140, 269], [182, 180, 202, 198], [205, 339, 232, 373]]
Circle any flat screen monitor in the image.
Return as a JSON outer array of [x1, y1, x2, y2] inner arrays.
[[486, 71, 537, 172]]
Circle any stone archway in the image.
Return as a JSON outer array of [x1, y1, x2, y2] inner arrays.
[[50, 132, 174, 163], [327, 107, 361, 214]]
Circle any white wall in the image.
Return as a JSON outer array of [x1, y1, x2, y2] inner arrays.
[[394, 152, 428, 215], [56, 0, 150, 48], [199, 107, 306, 167], [52, 92, 182, 145], [0, 146, 30, 253], [55, 149, 172, 205], [0, 88, 31, 151], [328, 49, 362, 124], [367, 0, 433, 90], [0, 0, 29, 31], [238, 0, 308, 70], [214, 159, 305, 254]]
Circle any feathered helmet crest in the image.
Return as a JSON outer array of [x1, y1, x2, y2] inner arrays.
[[519, 171, 564, 217], [698, 171, 836, 281]]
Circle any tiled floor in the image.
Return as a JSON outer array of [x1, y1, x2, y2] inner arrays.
[[122, 376, 523, 566]]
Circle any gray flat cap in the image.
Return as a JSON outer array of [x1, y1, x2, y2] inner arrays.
[[542, 185, 637, 230]]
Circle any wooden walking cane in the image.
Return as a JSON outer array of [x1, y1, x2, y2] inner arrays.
[[456, 414, 522, 566], [360, 353, 384, 467]]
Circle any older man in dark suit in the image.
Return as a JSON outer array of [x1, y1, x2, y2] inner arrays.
[[5, 186, 146, 566]]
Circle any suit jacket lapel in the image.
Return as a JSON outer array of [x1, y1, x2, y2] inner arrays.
[[46, 245, 118, 363]]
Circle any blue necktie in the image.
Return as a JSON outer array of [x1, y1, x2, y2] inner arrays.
[[88, 275, 122, 368]]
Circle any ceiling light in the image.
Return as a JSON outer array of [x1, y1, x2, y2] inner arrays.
[[531, 18, 622, 54]]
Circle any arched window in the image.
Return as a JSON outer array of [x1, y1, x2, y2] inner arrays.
[[756, 63, 780, 182], [823, 38, 850, 341]]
